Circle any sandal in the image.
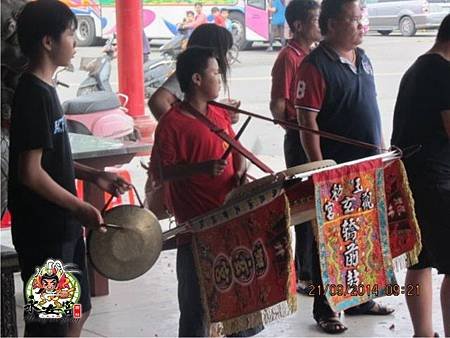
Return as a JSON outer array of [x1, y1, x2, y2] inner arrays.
[[413, 332, 439, 337], [316, 316, 348, 334], [296, 280, 313, 296], [345, 302, 395, 316]]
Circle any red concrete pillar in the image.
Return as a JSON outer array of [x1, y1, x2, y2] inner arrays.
[[116, 0, 156, 146]]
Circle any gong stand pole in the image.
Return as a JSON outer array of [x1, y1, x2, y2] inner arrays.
[[210, 101, 391, 154], [162, 225, 189, 241]]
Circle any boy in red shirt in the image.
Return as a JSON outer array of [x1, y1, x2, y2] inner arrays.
[[211, 7, 226, 27], [150, 47, 245, 337], [269, 0, 321, 296]]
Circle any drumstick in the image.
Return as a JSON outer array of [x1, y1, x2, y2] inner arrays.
[[221, 116, 252, 160], [239, 138, 262, 183], [102, 223, 126, 230]]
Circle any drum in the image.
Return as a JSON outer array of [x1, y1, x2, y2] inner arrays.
[[225, 160, 336, 225], [224, 175, 277, 203], [284, 178, 315, 225], [282, 160, 336, 224]]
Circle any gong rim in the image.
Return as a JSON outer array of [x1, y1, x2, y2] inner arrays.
[[87, 205, 162, 281]]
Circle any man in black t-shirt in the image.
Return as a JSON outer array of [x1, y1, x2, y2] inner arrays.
[[9, 1, 130, 336], [391, 14, 450, 338]]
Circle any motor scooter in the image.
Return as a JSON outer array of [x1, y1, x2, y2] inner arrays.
[[139, 31, 186, 99], [158, 27, 189, 59], [158, 27, 240, 65], [143, 57, 176, 98], [54, 66, 135, 140], [78, 34, 175, 99], [76, 36, 115, 96]]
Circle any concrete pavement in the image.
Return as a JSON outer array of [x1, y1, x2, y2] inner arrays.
[[1, 33, 445, 337], [2, 154, 445, 337]]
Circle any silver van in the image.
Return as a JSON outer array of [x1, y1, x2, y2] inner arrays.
[[429, 0, 450, 12], [364, 0, 448, 36]]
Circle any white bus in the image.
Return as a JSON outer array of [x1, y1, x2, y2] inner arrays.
[[64, 0, 272, 49]]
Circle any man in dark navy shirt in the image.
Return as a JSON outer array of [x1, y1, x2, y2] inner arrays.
[[391, 14, 450, 338], [295, 6, 382, 164], [295, 0, 392, 334]]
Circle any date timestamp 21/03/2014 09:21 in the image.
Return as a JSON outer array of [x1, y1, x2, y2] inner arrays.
[[309, 284, 420, 297]]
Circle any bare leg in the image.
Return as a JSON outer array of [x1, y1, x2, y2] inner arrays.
[[66, 310, 90, 337], [405, 268, 434, 337], [441, 275, 450, 337]]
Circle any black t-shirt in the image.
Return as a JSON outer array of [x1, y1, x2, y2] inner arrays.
[[8, 73, 82, 247], [391, 54, 450, 184]]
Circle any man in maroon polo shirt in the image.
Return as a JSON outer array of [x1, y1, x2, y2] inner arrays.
[[269, 0, 321, 296]]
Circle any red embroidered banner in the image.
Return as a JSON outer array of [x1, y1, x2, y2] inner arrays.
[[312, 159, 397, 311], [384, 160, 421, 265], [192, 194, 296, 334]]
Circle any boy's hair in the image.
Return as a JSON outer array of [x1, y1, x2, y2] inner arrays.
[[319, 0, 356, 35], [285, 0, 320, 32], [437, 14, 450, 42], [211, 7, 220, 13], [186, 10, 195, 16], [187, 24, 233, 90], [176, 47, 217, 94], [220, 8, 229, 13], [194, 2, 203, 7], [17, 0, 77, 60]]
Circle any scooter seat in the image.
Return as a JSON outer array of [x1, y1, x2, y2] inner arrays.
[[63, 91, 121, 115]]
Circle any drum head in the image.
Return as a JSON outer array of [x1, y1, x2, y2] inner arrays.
[[225, 160, 336, 203], [88, 205, 162, 281], [225, 175, 276, 203]]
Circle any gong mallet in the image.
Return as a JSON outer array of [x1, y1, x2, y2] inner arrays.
[[221, 115, 252, 160]]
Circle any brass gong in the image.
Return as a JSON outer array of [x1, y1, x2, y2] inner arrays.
[[88, 205, 162, 281]]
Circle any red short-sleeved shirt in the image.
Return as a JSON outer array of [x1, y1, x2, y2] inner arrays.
[[214, 15, 226, 27], [271, 40, 309, 122], [294, 61, 326, 113], [150, 102, 236, 225]]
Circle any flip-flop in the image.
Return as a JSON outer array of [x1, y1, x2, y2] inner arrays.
[[345, 302, 395, 316], [296, 280, 313, 296], [316, 317, 348, 334], [413, 332, 439, 337]]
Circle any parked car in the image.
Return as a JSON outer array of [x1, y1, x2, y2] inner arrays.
[[362, 3, 371, 33], [429, 0, 450, 12], [364, 0, 448, 36]]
